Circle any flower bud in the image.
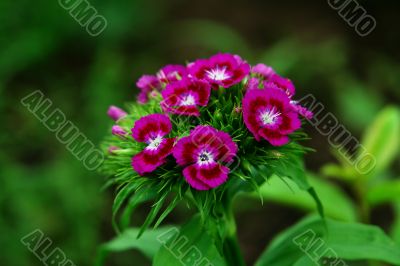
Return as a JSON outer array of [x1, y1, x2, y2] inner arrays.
[[234, 106, 242, 114], [107, 106, 127, 121], [108, 146, 119, 154], [112, 125, 127, 137]]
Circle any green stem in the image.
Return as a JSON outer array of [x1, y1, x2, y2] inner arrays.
[[223, 233, 246, 266], [222, 196, 246, 266], [354, 180, 370, 223]]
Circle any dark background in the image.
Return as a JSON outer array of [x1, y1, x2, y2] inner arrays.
[[1, 0, 399, 265]]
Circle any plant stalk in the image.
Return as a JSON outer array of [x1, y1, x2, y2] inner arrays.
[[222, 196, 246, 266]]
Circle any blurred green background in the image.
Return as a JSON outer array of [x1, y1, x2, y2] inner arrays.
[[1, 0, 399, 265]]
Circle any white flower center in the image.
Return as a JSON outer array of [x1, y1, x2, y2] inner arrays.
[[260, 107, 281, 125], [197, 151, 214, 165], [146, 135, 163, 150], [180, 94, 195, 106], [205, 66, 230, 81]]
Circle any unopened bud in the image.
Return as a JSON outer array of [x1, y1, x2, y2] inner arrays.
[[108, 146, 120, 154], [107, 106, 127, 121], [112, 125, 127, 137]]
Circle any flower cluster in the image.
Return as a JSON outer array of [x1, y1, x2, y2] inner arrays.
[[106, 53, 312, 191]]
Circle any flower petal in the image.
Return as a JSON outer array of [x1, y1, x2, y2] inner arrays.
[[259, 129, 289, 146], [132, 114, 172, 142], [243, 86, 300, 145], [268, 74, 296, 97], [279, 112, 301, 135], [172, 136, 198, 166], [132, 137, 175, 175], [157, 64, 188, 83], [132, 151, 166, 176], [161, 78, 210, 116], [188, 53, 250, 88], [252, 63, 276, 79], [183, 163, 229, 191], [209, 131, 238, 163]]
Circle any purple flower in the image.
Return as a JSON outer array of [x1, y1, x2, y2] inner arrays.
[[107, 106, 127, 121], [131, 114, 175, 175], [112, 125, 127, 137], [252, 64, 276, 79], [242, 84, 301, 146], [161, 78, 211, 116], [173, 126, 238, 190], [157, 64, 188, 84], [136, 75, 161, 104], [267, 74, 296, 97], [188, 53, 250, 89], [245, 77, 261, 90], [291, 101, 314, 119]]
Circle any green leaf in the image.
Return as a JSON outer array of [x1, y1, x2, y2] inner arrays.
[[112, 182, 140, 232], [138, 191, 169, 238], [366, 179, 400, 206], [255, 216, 324, 266], [153, 215, 226, 266], [360, 106, 400, 177], [293, 255, 315, 266], [120, 186, 158, 229], [95, 226, 174, 266], [274, 158, 324, 218], [392, 201, 400, 244], [255, 216, 400, 266], [320, 163, 358, 181], [256, 173, 357, 221], [334, 76, 383, 131]]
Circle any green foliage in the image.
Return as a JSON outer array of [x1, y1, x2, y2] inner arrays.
[[367, 180, 400, 206], [255, 216, 400, 266], [393, 202, 400, 244], [96, 226, 174, 265], [254, 173, 357, 221], [319, 106, 400, 247], [153, 215, 226, 266], [322, 106, 400, 181], [360, 106, 400, 177]]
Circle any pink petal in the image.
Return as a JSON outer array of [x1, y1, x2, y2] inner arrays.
[[132, 114, 172, 142], [131, 138, 175, 175], [132, 151, 166, 176], [268, 74, 296, 97], [172, 136, 198, 166], [183, 163, 229, 191], [259, 129, 290, 146], [252, 63, 276, 79]]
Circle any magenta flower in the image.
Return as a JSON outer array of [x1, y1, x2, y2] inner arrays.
[[243, 85, 301, 146], [136, 75, 161, 104], [173, 126, 238, 190], [252, 63, 276, 79], [161, 78, 211, 116], [157, 64, 188, 84], [268, 74, 296, 97], [245, 77, 262, 90], [291, 101, 314, 119], [188, 53, 250, 89], [107, 106, 127, 121], [131, 114, 176, 175]]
